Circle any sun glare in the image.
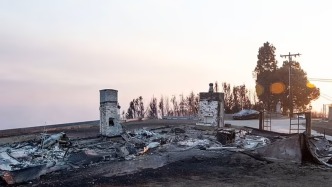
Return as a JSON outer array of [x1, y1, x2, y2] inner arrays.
[[270, 82, 286, 94], [306, 82, 316, 89]]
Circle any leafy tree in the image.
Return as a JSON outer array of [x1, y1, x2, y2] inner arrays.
[[254, 42, 278, 74], [254, 42, 278, 110], [276, 61, 320, 113], [253, 42, 320, 114]]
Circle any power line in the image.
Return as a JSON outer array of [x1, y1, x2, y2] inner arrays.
[[322, 93, 332, 99], [320, 95, 332, 102], [308, 78, 332, 82], [321, 93, 332, 101]]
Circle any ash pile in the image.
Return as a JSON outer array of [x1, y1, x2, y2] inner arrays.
[[0, 124, 224, 185], [1, 124, 332, 185], [0, 125, 234, 185]]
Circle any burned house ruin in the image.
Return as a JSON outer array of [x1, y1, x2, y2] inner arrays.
[[197, 83, 225, 127], [99, 89, 123, 137], [2, 86, 332, 186]]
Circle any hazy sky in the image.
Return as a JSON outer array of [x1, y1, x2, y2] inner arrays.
[[1, 0, 332, 129]]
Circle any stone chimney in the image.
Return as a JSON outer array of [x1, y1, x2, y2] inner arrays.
[[209, 83, 214, 93], [197, 83, 225, 127], [99, 89, 123, 137]]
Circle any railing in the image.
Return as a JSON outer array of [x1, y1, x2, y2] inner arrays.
[[259, 110, 271, 131], [289, 112, 312, 135]]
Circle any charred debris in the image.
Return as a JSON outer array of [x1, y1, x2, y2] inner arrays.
[[1, 87, 332, 185], [1, 123, 332, 185]]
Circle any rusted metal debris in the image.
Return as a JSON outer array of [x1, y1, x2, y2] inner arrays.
[[216, 129, 235, 145], [305, 134, 332, 167]]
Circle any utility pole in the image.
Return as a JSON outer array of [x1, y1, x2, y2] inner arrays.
[[280, 52, 301, 117]]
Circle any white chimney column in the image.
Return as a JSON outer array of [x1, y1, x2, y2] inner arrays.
[[99, 89, 123, 137]]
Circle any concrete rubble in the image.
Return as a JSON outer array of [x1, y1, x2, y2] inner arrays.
[[1, 124, 332, 185], [0, 132, 70, 184]]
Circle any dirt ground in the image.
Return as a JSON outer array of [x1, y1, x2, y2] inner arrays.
[[311, 119, 332, 136], [4, 119, 332, 187]]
